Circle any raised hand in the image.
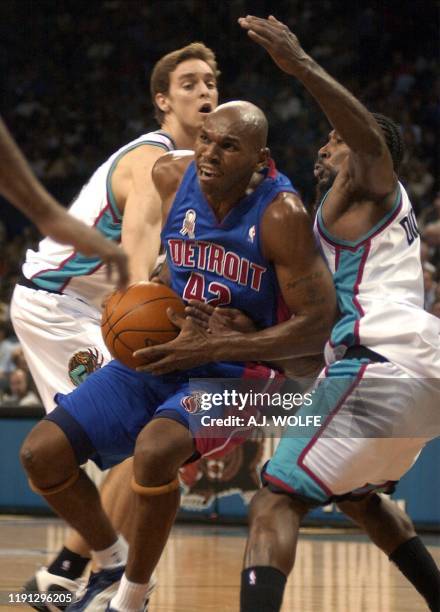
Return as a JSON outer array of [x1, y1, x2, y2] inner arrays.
[[238, 15, 309, 77]]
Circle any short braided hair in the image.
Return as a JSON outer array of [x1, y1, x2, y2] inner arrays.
[[372, 113, 404, 172]]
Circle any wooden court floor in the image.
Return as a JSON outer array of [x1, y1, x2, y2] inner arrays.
[[0, 516, 439, 611]]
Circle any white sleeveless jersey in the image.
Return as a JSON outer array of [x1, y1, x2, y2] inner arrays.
[[22, 130, 175, 309], [315, 182, 440, 377]]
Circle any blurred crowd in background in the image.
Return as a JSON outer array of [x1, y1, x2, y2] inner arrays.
[[0, 0, 438, 406]]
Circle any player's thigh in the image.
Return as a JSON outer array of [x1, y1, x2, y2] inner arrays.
[[50, 360, 173, 470], [11, 286, 110, 412], [264, 360, 431, 504], [134, 418, 195, 484]]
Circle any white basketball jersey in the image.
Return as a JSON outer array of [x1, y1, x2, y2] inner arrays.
[[315, 182, 440, 377], [22, 130, 175, 309]]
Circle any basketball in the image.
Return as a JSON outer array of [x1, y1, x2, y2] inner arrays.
[[101, 282, 186, 369]]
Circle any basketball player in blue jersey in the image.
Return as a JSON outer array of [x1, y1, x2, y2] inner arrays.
[[14, 43, 219, 607], [238, 16, 440, 612], [0, 117, 128, 284], [20, 101, 336, 611]]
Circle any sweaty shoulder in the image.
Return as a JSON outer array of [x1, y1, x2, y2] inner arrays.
[[261, 191, 314, 261], [152, 151, 194, 202], [111, 141, 170, 213]]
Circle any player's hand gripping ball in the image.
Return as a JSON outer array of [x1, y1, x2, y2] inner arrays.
[[101, 282, 185, 369]]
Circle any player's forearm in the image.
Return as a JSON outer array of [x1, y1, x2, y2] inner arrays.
[[210, 312, 331, 363], [0, 118, 57, 218], [122, 228, 161, 283], [39, 210, 109, 255], [293, 55, 385, 158]]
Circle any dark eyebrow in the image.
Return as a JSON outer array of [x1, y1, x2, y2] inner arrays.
[[221, 135, 240, 143], [201, 129, 240, 145], [177, 72, 215, 81]]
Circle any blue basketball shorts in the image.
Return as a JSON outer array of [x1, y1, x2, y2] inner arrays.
[[46, 359, 281, 469]]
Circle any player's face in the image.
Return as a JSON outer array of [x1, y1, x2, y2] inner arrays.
[[194, 113, 263, 196], [314, 130, 350, 193], [164, 59, 218, 130]]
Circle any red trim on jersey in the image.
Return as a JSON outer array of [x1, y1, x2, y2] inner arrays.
[[297, 363, 368, 496], [352, 241, 370, 343], [363, 194, 402, 242], [316, 194, 403, 252], [263, 472, 298, 494], [242, 362, 284, 382], [31, 250, 76, 282], [276, 292, 291, 323], [106, 195, 121, 224], [267, 158, 277, 179], [31, 203, 113, 288], [334, 246, 341, 271]]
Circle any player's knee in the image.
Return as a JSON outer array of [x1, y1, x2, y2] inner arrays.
[[248, 487, 306, 532], [20, 420, 77, 485], [133, 420, 194, 487], [381, 497, 416, 539], [249, 487, 273, 521]]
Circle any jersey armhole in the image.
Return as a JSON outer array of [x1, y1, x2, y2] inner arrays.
[[106, 140, 172, 221], [161, 162, 197, 240]]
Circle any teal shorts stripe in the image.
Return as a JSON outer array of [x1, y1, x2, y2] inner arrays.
[[264, 360, 366, 504]]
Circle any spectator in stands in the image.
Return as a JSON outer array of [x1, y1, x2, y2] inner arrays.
[[1, 0, 438, 323], [423, 263, 437, 311], [2, 367, 41, 407], [423, 221, 440, 248], [0, 321, 19, 392]]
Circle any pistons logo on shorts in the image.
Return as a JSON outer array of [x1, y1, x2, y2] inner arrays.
[[68, 347, 104, 387], [180, 391, 205, 414]]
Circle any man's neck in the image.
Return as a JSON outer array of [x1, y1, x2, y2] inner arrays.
[[205, 182, 251, 222], [161, 119, 198, 150], [204, 171, 265, 221]]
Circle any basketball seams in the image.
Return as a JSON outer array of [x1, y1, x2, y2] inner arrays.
[[101, 290, 126, 327], [117, 329, 180, 336], [101, 283, 185, 368], [105, 295, 182, 329], [113, 330, 177, 368]]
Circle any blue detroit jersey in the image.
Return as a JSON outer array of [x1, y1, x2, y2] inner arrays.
[[161, 160, 297, 329]]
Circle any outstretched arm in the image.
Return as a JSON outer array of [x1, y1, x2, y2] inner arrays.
[[118, 146, 165, 283], [0, 117, 128, 288], [239, 16, 396, 198]]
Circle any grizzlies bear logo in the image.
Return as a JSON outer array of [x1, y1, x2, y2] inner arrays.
[[68, 347, 104, 386]]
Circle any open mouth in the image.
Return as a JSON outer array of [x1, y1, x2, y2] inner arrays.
[[198, 103, 212, 113], [198, 164, 218, 178]]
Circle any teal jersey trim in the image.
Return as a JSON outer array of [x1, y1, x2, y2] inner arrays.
[[32, 135, 173, 292], [317, 185, 401, 248], [330, 246, 367, 347], [106, 138, 172, 221], [265, 359, 365, 503], [32, 205, 123, 291], [31, 252, 103, 291]]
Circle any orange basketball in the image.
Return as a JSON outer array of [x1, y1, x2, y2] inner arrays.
[[101, 282, 185, 369]]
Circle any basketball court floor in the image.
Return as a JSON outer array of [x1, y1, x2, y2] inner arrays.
[[0, 515, 438, 611]]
